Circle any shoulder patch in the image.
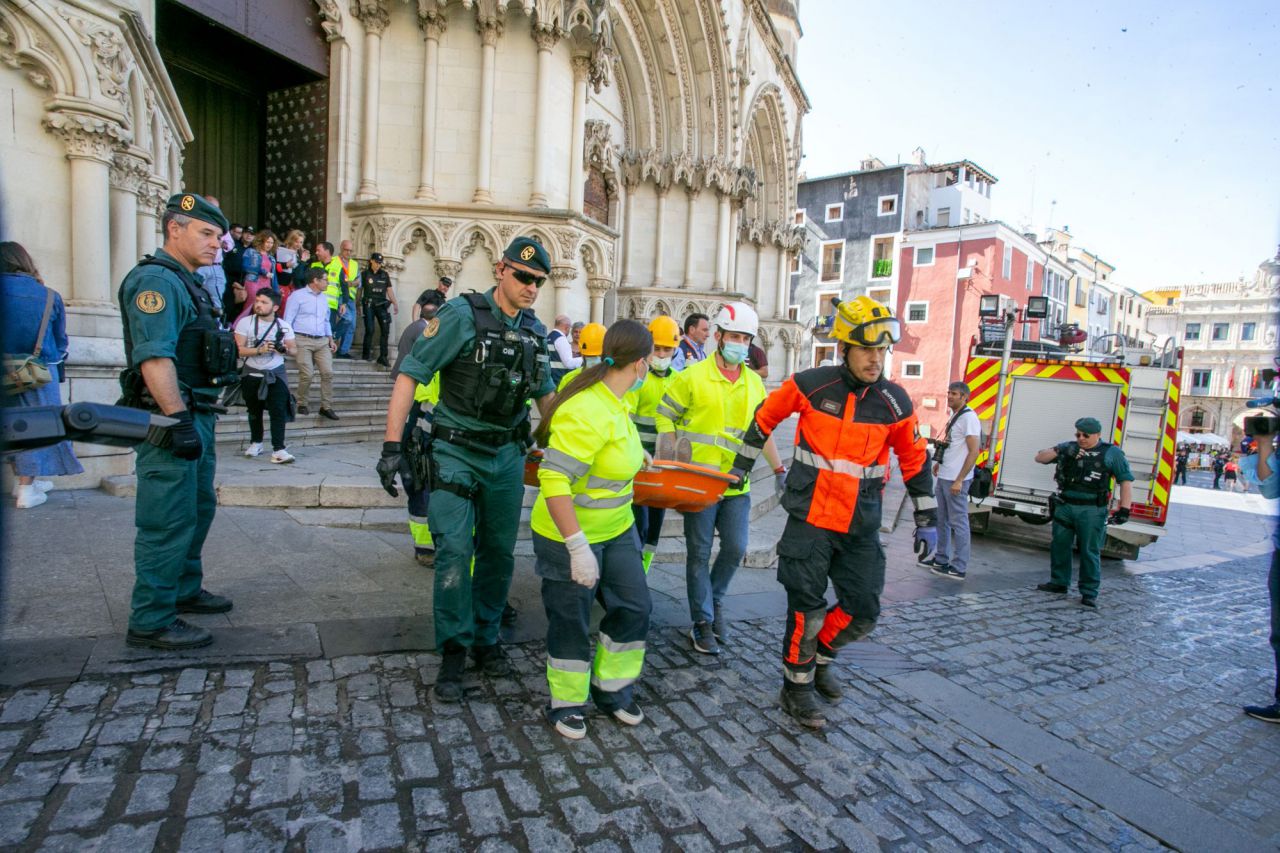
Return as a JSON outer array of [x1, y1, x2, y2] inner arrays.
[[422, 318, 441, 339], [135, 291, 165, 314]]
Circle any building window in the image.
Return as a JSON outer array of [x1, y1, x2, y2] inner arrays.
[[1211, 322, 1229, 341], [812, 344, 836, 368], [1026, 264, 1034, 292], [789, 253, 800, 274], [936, 207, 950, 227], [868, 286, 891, 303], [793, 208, 806, 225], [915, 246, 935, 266], [1185, 322, 1201, 341], [902, 362, 924, 379], [871, 236, 894, 278], [1002, 245, 1013, 279], [1242, 322, 1257, 341], [1075, 280, 1087, 307], [905, 301, 929, 323], [1190, 409, 1206, 428], [1190, 369, 1211, 393], [787, 305, 798, 322], [825, 203, 844, 223], [820, 240, 845, 282], [878, 195, 898, 216]]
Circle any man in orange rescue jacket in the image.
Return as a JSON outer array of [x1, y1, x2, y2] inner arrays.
[[732, 296, 935, 729]]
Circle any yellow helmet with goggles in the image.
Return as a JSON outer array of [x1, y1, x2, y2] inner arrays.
[[830, 296, 901, 347]]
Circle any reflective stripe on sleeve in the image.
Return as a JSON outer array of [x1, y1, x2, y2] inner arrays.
[[573, 492, 633, 510], [541, 447, 591, 479], [738, 443, 764, 460], [793, 447, 887, 479], [630, 414, 657, 427], [658, 394, 687, 418], [585, 476, 630, 492], [681, 430, 743, 453]]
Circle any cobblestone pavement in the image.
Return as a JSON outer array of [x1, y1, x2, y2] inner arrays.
[[875, 553, 1280, 846], [0, 622, 1174, 851]]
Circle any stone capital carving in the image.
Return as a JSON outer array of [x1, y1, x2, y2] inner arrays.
[[45, 111, 126, 163], [417, 8, 447, 40], [61, 13, 130, 106], [550, 265, 577, 287], [434, 259, 462, 280], [587, 276, 613, 297], [571, 54, 591, 81], [551, 227, 583, 261], [351, 0, 390, 36], [110, 152, 150, 193], [477, 16, 504, 46], [381, 257, 405, 276], [532, 23, 562, 51]]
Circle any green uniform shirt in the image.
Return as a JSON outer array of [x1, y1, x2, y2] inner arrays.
[[398, 287, 555, 432], [120, 248, 199, 367], [1053, 441, 1134, 500]]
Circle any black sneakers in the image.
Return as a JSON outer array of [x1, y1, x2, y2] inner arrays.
[[554, 713, 587, 740], [176, 589, 233, 614], [126, 618, 212, 651], [501, 603, 519, 626], [779, 686, 826, 729], [690, 622, 720, 655], [1244, 702, 1280, 723]]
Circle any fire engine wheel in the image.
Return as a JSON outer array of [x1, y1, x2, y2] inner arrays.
[[1015, 511, 1052, 526]]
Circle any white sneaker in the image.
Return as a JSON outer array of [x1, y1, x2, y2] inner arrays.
[[271, 449, 295, 464], [14, 485, 47, 509], [11, 479, 53, 497], [244, 443, 263, 458]]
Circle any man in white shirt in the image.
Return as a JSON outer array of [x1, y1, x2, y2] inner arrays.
[[282, 267, 339, 419], [234, 290, 297, 462], [925, 381, 982, 579], [546, 314, 582, 385]]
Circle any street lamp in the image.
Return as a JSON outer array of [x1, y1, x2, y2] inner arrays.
[[978, 295, 1001, 317], [1026, 296, 1049, 319]]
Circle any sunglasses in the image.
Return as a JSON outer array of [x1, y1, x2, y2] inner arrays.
[[506, 266, 546, 288], [1074, 431, 1095, 438]]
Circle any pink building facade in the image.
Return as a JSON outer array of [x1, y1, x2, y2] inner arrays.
[[891, 223, 1048, 436]]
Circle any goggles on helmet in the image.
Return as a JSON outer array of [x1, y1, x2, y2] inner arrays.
[[843, 317, 902, 347]]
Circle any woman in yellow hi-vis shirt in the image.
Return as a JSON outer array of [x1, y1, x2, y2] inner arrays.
[[531, 320, 653, 740], [625, 315, 681, 572]]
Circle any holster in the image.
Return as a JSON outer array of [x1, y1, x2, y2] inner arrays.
[[1047, 494, 1060, 521]]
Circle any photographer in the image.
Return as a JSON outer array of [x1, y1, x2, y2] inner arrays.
[[1241, 411, 1280, 723], [234, 289, 297, 463], [921, 381, 981, 580]]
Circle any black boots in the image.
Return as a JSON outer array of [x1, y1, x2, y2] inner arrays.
[[814, 664, 843, 700], [780, 686, 827, 729], [434, 643, 467, 702]]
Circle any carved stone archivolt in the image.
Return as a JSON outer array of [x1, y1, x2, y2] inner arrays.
[[61, 12, 129, 106]]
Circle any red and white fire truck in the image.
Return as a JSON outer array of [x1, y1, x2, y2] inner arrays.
[[962, 320, 1183, 559]]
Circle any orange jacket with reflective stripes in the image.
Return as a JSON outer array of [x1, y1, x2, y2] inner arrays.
[[735, 366, 933, 533]]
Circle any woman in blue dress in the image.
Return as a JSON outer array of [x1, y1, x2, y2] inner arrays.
[[2, 242, 82, 508]]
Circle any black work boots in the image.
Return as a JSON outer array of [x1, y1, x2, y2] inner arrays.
[[780, 686, 827, 729]]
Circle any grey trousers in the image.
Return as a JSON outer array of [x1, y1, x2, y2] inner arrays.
[[935, 477, 972, 573]]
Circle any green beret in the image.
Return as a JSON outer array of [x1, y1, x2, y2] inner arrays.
[[1075, 417, 1102, 435], [502, 236, 550, 274], [165, 193, 230, 234]]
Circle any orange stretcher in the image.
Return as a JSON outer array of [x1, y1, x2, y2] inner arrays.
[[633, 461, 735, 512]]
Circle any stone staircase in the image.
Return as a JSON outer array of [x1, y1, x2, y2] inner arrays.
[[215, 354, 397, 449]]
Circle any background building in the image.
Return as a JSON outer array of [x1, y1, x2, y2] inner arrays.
[[1, 0, 808, 482]]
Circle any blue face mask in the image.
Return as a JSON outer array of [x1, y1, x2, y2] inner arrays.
[[720, 342, 749, 366], [628, 364, 647, 393]]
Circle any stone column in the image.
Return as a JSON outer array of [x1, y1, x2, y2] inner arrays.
[[619, 175, 637, 286], [588, 277, 611, 324], [415, 12, 446, 200], [354, 2, 389, 201], [381, 256, 405, 338], [774, 246, 789, 319], [754, 244, 768, 309], [434, 259, 462, 290], [784, 335, 797, 376], [109, 153, 147, 289], [682, 187, 699, 289], [567, 55, 590, 214], [727, 203, 741, 292], [651, 185, 668, 287], [46, 114, 119, 307], [136, 180, 163, 259], [713, 192, 730, 291], [473, 16, 503, 204], [530, 25, 561, 207], [550, 266, 576, 318]]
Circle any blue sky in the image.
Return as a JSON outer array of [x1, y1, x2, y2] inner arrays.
[[794, 0, 1280, 287]]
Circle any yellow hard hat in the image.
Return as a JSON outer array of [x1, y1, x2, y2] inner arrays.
[[648, 315, 680, 348], [579, 322, 606, 357], [830, 296, 901, 347]]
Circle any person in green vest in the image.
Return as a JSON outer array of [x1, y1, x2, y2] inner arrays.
[[378, 236, 556, 702], [310, 241, 349, 358]]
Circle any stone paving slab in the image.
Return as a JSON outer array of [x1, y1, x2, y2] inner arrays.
[[0, 621, 1173, 851]]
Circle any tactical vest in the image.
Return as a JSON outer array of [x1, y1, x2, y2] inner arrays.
[[1055, 441, 1114, 502], [121, 254, 239, 391], [363, 270, 391, 305], [547, 329, 568, 382], [438, 292, 549, 426]]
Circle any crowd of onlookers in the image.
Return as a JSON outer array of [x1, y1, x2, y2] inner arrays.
[[1175, 444, 1253, 492]]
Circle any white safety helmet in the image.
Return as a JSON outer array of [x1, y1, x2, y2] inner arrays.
[[713, 301, 759, 337]]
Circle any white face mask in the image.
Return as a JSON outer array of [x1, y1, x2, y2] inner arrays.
[[650, 356, 673, 371]]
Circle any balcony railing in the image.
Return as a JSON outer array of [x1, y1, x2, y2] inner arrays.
[[872, 258, 892, 278]]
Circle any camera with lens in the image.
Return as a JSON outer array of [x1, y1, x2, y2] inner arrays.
[[932, 438, 951, 464], [1245, 374, 1280, 437], [273, 327, 287, 354]]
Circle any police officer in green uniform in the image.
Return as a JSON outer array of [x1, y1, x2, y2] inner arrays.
[[1034, 416, 1134, 607], [378, 236, 555, 701], [119, 193, 240, 650]]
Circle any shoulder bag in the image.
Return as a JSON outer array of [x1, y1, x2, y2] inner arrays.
[[3, 289, 56, 395]]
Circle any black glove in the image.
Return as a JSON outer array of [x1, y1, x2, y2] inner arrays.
[[728, 468, 748, 490], [377, 441, 403, 497], [1108, 506, 1130, 525], [166, 409, 203, 460]]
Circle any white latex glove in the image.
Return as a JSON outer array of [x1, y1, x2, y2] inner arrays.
[[564, 531, 599, 588], [642, 449, 655, 470]]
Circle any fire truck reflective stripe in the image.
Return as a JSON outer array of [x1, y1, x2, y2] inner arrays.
[[792, 448, 886, 479], [1149, 377, 1179, 522]]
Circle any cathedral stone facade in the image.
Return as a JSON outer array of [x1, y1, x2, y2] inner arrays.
[[0, 0, 807, 482]]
